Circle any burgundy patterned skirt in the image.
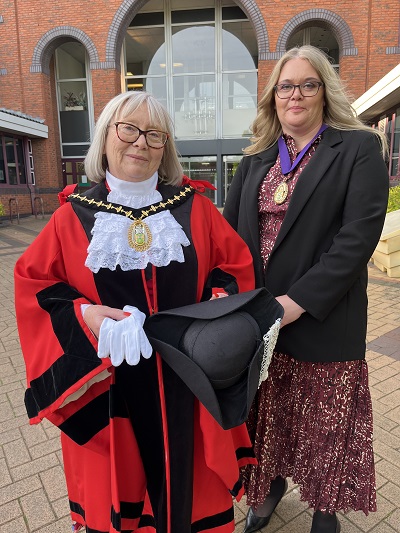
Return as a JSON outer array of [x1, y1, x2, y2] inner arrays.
[[241, 352, 376, 515]]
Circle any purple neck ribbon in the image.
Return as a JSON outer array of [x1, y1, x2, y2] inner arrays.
[[278, 124, 328, 175]]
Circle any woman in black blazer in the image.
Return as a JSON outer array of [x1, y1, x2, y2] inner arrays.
[[224, 45, 389, 533]]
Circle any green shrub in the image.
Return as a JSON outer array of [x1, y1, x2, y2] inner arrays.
[[387, 185, 400, 213], [0, 201, 5, 217]]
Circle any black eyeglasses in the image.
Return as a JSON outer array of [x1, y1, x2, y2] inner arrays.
[[274, 81, 324, 99], [114, 122, 169, 149]]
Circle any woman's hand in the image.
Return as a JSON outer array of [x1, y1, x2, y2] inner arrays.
[[209, 291, 229, 300], [275, 295, 305, 328], [83, 305, 127, 338]]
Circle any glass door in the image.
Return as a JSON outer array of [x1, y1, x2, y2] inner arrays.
[[223, 155, 242, 205], [180, 156, 217, 203]]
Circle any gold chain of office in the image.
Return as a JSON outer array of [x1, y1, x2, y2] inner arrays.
[[68, 185, 195, 252]]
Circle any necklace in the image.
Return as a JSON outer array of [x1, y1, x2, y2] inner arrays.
[[68, 185, 195, 252], [127, 219, 153, 252], [273, 124, 328, 205]]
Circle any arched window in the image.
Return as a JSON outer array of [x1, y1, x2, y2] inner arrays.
[[123, 0, 257, 141], [55, 41, 94, 187], [55, 42, 92, 159], [287, 26, 339, 71]]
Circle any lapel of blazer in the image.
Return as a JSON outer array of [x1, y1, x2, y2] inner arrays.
[[272, 127, 343, 253], [243, 144, 279, 257]]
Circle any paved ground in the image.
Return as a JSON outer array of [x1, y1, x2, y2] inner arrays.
[[0, 215, 399, 533]]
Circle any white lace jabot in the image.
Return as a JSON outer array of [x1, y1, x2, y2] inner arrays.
[[85, 171, 190, 272]]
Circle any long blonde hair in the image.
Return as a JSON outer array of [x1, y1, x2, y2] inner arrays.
[[245, 45, 387, 156], [85, 91, 183, 185]]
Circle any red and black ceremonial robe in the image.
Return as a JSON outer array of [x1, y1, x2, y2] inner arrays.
[[15, 180, 256, 533]]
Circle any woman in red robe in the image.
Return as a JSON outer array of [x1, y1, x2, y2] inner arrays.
[[15, 91, 256, 533]]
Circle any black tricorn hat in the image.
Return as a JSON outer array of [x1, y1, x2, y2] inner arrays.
[[144, 288, 283, 429]]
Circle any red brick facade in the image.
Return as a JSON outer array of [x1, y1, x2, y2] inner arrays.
[[0, 0, 399, 217]]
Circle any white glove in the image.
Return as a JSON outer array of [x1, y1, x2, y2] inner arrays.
[[97, 305, 153, 366]]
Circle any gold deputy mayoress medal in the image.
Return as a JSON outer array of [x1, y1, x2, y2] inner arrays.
[[273, 181, 289, 205], [127, 219, 152, 252]]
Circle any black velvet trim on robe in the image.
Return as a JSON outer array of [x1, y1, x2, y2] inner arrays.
[[25, 282, 101, 419]]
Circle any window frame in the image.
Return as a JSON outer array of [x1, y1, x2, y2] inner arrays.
[[0, 134, 29, 187]]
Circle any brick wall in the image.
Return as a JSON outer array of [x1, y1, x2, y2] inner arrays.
[[0, 0, 399, 216]]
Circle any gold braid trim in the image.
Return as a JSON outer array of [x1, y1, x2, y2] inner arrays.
[[68, 185, 194, 221]]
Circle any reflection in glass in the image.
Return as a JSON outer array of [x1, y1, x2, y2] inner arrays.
[[126, 27, 166, 76], [56, 42, 90, 158], [63, 145, 90, 157], [123, 0, 258, 149], [222, 22, 257, 70], [15, 140, 26, 184], [174, 75, 215, 138], [222, 72, 257, 137], [57, 43, 86, 79], [60, 81, 87, 111], [5, 137, 17, 185], [0, 140, 5, 183], [223, 155, 242, 203], [287, 27, 339, 68], [171, 8, 214, 24], [180, 156, 217, 203], [172, 26, 215, 74]]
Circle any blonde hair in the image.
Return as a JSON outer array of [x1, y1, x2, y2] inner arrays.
[[245, 45, 387, 156], [85, 91, 183, 185]]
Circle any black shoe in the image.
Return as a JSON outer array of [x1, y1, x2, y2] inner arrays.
[[310, 511, 341, 533], [243, 479, 288, 533]]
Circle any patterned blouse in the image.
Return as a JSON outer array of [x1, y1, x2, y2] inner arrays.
[[258, 133, 323, 267]]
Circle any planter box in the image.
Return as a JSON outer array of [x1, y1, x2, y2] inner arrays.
[[65, 106, 84, 111], [371, 209, 400, 277]]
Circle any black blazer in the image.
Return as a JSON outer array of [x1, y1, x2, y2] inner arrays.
[[224, 128, 389, 362]]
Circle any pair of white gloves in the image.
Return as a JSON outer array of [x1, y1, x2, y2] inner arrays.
[[97, 305, 153, 366]]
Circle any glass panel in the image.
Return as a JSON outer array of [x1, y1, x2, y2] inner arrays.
[[5, 137, 17, 185], [126, 78, 145, 91], [174, 75, 215, 138], [0, 137, 5, 184], [140, 0, 163, 11], [77, 161, 90, 186], [392, 157, 399, 178], [180, 156, 217, 203], [15, 139, 26, 184], [125, 77, 167, 108], [57, 42, 86, 79], [222, 6, 247, 20], [172, 0, 214, 7], [222, 22, 257, 70], [172, 25, 215, 74], [63, 145, 90, 157], [144, 78, 168, 109], [287, 26, 339, 67], [126, 27, 165, 76], [171, 9, 214, 24], [130, 12, 164, 26], [59, 80, 87, 111], [222, 72, 257, 137], [60, 110, 90, 143], [223, 155, 243, 203]]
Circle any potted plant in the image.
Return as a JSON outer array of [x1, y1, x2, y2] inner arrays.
[[64, 91, 86, 111], [0, 200, 5, 222]]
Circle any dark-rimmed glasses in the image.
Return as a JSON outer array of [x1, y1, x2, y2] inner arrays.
[[274, 81, 324, 99], [114, 122, 169, 149]]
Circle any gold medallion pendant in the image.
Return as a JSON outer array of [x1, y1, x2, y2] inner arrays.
[[127, 220, 152, 252], [273, 181, 289, 205]]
